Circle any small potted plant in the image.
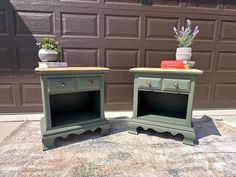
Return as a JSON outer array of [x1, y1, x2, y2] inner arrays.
[[36, 38, 61, 62], [173, 19, 199, 61]]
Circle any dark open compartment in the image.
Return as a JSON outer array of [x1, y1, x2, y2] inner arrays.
[[137, 91, 188, 119], [50, 91, 100, 128]]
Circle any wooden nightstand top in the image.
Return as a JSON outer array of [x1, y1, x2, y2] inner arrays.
[[130, 68, 203, 75], [35, 67, 110, 74]]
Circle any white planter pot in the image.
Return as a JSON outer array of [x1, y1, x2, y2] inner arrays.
[[176, 47, 192, 61], [38, 49, 58, 62]]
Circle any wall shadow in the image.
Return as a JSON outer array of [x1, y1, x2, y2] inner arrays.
[[1, 0, 39, 73], [193, 115, 221, 144], [0, 0, 43, 113]]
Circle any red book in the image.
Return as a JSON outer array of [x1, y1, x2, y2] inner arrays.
[[161, 60, 183, 65], [161, 60, 185, 69], [161, 65, 185, 69]]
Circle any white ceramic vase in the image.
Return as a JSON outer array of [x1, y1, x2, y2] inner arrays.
[[176, 47, 192, 61], [38, 49, 58, 62]]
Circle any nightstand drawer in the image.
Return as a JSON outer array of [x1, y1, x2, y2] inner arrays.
[[137, 78, 161, 90], [48, 78, 76, 92], [78, 77, 101, 90], [162, 79, 191, 93]]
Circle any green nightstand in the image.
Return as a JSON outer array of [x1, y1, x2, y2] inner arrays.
[[35, 67, 110, 150], [128, 68, 203, 145]]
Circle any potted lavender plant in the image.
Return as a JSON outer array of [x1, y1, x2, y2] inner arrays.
[[173, 19, 199, 60]]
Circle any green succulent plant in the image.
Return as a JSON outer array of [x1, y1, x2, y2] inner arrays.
[[36, 38, 61, 61]]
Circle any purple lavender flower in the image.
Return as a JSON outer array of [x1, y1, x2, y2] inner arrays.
[[179, 30, 184, 37], [184, 26, 191, 36], [173, 19, 199, 47], [192, 29, 199, 38], [187, 19, 191, 26], [173, 27, 178, 35]]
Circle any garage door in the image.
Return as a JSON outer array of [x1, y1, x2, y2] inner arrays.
[[1, 0, 236, 113]]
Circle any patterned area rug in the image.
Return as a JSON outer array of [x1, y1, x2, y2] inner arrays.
[[0, 116, 236, 177]]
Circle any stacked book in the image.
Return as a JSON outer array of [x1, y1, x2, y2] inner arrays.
[[161, 60, 195, 69], [38, 62, 68, 68]]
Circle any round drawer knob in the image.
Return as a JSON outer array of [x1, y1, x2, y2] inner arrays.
[[147, 81, 152, 87], [89, 80, 94, 86], [174, 82, 179, 88], [61, 82, 65, 87]]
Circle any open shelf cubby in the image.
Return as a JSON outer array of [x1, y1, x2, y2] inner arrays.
[[50, 91, 101, 128], [137, 90, 188, 120]]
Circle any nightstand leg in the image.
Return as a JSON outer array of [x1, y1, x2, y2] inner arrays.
[[183, 138, 194, 146], [128, 126, 138, 135], [100, 128, 109, 136], [128, 122, 138, 135], [128, 130, 138, 135], [42, 137, 56, 150], [183, 131, 196, 146]]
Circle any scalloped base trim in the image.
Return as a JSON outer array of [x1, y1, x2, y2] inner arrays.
[[41, 121, 110, 150], [128, 119, 196, 146]]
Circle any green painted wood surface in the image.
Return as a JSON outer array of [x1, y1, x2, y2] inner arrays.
[[130, 68, 203, 75], [129, 68, 203, 146], [37, 68, 110, 150], [162, 78, 191, 93], [137, 77, 161, 90], [48, 77, 77, 93]]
